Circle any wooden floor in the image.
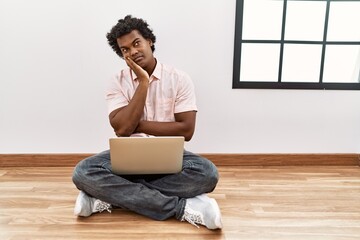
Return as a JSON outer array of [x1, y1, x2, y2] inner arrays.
[[0, 166, 359, 240]]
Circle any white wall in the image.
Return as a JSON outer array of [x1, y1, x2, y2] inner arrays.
[[1, 0, 359, 154]]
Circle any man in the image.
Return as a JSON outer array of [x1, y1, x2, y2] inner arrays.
[[72, 15, 222, 230]]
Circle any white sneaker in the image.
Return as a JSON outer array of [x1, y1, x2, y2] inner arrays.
[[74, 191, 112, 217], [181, 194, 223, 230]]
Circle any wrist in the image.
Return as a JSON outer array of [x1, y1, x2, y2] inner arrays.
[[138, 78, 150, 86]]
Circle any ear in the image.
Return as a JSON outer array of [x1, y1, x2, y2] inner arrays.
[[147, 39, 153, 46]]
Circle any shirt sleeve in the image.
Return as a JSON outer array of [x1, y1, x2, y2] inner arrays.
[[105, 73, 130, 115], [174, 72, 198, 114]]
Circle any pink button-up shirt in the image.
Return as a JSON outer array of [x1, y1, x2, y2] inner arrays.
[[105, 62, 197, 125]]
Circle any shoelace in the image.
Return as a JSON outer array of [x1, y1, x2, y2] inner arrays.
[[181, 206, 204, 228], [95, 200, 112, 213]]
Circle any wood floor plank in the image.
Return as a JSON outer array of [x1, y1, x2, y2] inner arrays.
[[0, 166, 359, 239]]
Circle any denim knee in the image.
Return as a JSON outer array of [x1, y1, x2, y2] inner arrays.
[[205, 160, 219, 192], [72, 158, 90, 190], [72, 159, 87, 189]]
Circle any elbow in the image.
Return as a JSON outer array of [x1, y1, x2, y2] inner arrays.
[[109, 107, 135, 137], [111, 122, 134, 137], [185, 136, 192, 142], [114, 127, 133, 137], [184, 128, 195, 142]]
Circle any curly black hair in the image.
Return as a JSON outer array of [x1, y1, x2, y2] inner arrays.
[[106, 15, 156, 58]]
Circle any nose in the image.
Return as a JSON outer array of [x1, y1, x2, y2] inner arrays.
[[130, 47, 138, 56]]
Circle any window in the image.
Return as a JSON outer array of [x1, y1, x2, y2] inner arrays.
[[233, 0, 360, 90]]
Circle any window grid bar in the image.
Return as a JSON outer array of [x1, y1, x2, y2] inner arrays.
[[232, 0, 244, 88], [232, 0, 360, 90], [319, 0, 331, 83], [242, 40, 360, 45], [278, 0, 288, 83]]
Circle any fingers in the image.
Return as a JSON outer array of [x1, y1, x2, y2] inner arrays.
[[124, 56, 136, 69], [124, 56, 150, 80], [125, 56, 141, 74]]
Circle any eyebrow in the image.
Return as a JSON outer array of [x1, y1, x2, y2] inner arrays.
[[120, 38, 141, 49]]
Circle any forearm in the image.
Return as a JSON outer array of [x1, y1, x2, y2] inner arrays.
[[136, 120, 194, 141], [110, 81, 149, 136]]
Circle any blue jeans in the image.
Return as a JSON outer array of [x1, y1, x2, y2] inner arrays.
[[72, 149, 219, 221]]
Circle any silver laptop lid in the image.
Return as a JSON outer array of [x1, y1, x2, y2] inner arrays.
[[109, 136, 184, 175]]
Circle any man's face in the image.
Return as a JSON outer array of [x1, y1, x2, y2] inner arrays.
[[117, 30, 154, 71]]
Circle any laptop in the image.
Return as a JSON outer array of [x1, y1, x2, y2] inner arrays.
[[109, 136, 185, 175]]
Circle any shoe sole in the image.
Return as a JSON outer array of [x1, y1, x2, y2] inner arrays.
[[197, 194, 223, 229], [74, 191, 90, 217], [208, 198, 223, 229]]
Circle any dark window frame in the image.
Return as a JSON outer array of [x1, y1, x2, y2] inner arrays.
[[232, 0, 360, 90]]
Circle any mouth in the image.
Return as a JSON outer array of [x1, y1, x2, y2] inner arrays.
[[133, 56, 144, 63]]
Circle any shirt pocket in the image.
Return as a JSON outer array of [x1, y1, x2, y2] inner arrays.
[[156, 98, 175, 121]]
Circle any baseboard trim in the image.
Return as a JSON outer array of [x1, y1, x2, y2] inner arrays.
[[0, 153, 359, 167]]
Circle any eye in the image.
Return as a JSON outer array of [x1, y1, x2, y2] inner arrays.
[[134, 41, 140, 47], [121, 48, 128, 53]]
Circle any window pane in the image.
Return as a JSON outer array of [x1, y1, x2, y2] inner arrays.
[[282, 44, 322, 82], [323, 45, 360, 83], [242, 0, 283, 40], [285, 1, 326, 41], [240, 43, 280, 82], [327, 1, 360, 41]]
